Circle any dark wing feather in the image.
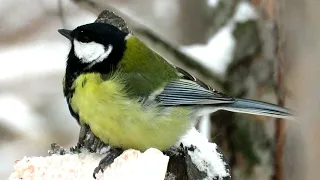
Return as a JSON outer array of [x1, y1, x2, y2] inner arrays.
[[175, 67, 212, 91]]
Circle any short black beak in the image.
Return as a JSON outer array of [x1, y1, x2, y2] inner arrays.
[[58, 29, 72, 40]]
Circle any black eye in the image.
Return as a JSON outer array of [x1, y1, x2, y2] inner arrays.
[[82, 35, 89, 42], [79, 30, 90, 42]]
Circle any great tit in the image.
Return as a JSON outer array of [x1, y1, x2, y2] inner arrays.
[[58, 22, 293, 176]]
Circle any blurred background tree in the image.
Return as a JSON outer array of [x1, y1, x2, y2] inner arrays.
[[0, 0, 319, 180]]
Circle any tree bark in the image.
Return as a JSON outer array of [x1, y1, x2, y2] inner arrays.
[[278, 0, 320, 180]]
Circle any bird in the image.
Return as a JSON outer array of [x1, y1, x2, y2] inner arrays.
[[58, 22, 293, 177]]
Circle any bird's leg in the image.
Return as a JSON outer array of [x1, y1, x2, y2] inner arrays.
[[96, 140, 105, 152], [85, 129, 97, 151], [90, 135, 101, 152], [78, 123, 88, 145], [70, 124, 89, 152], [85, 127, 107, 153], [76, 123, 106, 153], [93, 147, 123, 179]]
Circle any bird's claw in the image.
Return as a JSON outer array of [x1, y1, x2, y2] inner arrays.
[[93, 148, 123, 179], [93, 164, 105, 179]]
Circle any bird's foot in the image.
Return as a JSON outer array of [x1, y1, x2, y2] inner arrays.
[[93, 147, 123, 179]]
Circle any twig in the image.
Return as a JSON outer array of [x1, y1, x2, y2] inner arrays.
[[274, 55, 285, 180], [273, 0, 286, 180]]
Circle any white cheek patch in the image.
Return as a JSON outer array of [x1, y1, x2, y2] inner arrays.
[[73, 40, 113, 64]]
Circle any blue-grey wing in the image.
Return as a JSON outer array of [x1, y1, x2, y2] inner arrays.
[[156, 79, 235, 106]]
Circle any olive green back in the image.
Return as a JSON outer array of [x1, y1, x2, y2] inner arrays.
[[118, 36, 179, 97]]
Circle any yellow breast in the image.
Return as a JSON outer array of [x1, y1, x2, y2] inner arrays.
[[70, 73, 192, 151]]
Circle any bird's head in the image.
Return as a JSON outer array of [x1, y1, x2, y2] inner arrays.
[[58, 23, 128, 73]]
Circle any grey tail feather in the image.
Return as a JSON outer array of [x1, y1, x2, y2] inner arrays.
[[216, 98, 294, 120]]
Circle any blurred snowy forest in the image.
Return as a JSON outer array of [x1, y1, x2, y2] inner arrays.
[[1, 0, 319, 179]]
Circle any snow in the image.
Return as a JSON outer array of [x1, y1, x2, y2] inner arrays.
[[233, 1, 258, 23], [207, 0, 220, 8], [176, 128, 229, 179], [0, 94, 46, 139], [99, 146, 111, 155], [199, 114, 211, 141], [9, 152, 104, 180], [9, 148, 169, 180], [180, 1, 258, 77], [180, 23, 235, 76], [0, 42, 69, 81]]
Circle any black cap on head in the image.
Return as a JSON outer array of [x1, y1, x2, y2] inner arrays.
[[62, 23, 128, 75], [58, 23, 128, 46]]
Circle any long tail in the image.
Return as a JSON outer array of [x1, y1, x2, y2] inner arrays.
[[216, 98, 294, 120]]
